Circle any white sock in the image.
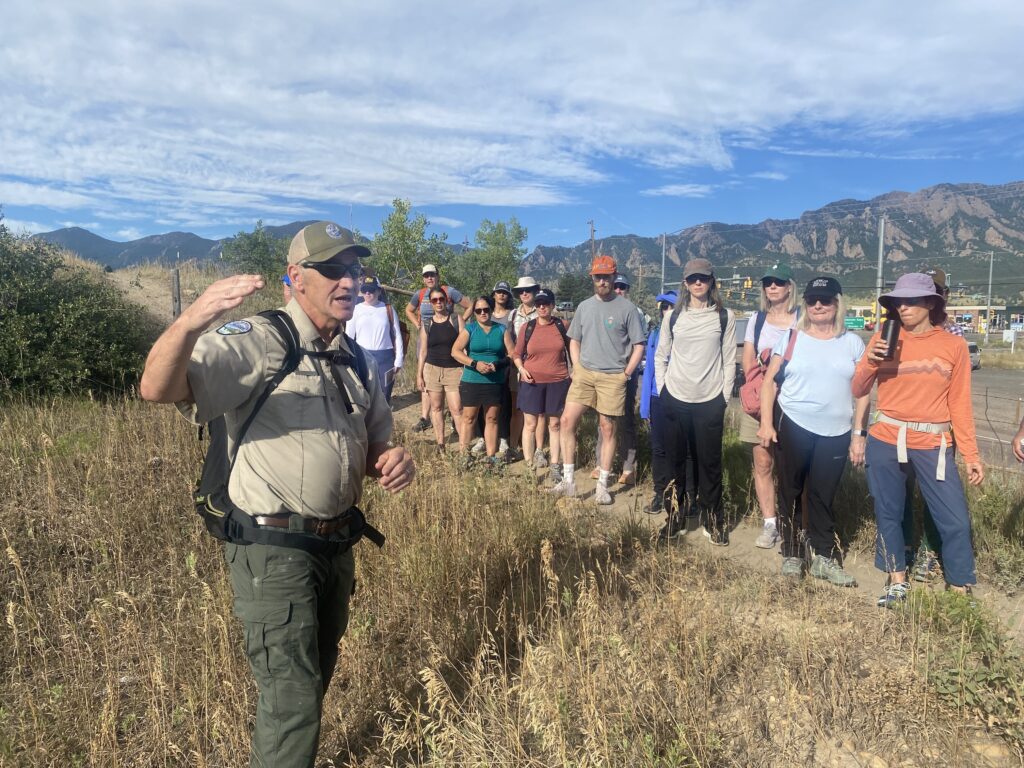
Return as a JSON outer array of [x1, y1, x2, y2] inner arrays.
[[563, 463, 575, 480], [598, 469, 611, 486], [764, 517, 777, 529]]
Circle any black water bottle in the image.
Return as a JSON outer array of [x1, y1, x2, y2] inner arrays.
[[880, 314, 900, 361]]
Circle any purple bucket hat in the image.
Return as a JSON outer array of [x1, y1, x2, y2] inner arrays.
[[879, 272, 945, 312]]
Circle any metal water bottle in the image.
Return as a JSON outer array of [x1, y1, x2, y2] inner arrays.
[[880, 314, 900, 361]]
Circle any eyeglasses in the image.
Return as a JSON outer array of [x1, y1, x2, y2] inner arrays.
[[513, 288, 536, 296], [302, 261, 362, 280], [804, 296, 836, 307], [360, 287, 378, 294], [536, 302, 553, 308], [474, 307, 492, 315], [429, 297, 447, 304], [762, 278, 789, 288], [685, 274, 712, 285], [614, 285, 628, 291], [422, 272, 438, 279], [592, 275, 612, 283], [894, 297, 927, 307]]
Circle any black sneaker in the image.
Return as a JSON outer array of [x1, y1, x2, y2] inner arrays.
[[657, 514, 686, 543], [413, 417, 431, 432], [646, 494, 665, 515], [702, 524, 729, 547]]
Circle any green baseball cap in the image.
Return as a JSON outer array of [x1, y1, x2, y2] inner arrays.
[[761, 262, 794, 282], [288, 221, 371, 265]]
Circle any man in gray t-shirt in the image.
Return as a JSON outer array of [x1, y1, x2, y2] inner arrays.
[[548, 255, 646, 505]]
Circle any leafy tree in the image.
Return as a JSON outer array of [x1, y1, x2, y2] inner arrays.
[[369, 199, 448, 289], [556, 273, 593, 306], [446, 217, 527, 297], [221, 220, 289, 278], [0, 218, 159, 396]]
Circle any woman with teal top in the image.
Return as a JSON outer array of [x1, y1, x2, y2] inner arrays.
[[452, 295, 511, 462]]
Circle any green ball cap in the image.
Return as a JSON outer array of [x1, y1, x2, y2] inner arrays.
[[761, 262, 794, 282], [288, 221, 371, 265]]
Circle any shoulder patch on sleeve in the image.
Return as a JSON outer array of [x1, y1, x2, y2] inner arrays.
[[216, 320, 253, 335]]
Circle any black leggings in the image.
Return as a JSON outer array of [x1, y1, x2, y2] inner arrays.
[[775, 412, 851, 560]]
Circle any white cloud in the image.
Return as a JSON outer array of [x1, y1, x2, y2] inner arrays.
[[427, 216, 465, 228], [1, 217, 47, 235], [116, 227, 144, 240], [0, 0, 1022, 227], [640, 184, 716, 198], [751, 171, 788, 181]]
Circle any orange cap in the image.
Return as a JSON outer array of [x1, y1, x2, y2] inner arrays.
[[590, 255, 617, 275]]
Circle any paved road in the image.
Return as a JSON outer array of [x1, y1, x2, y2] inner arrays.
[[969, 366, 1023, 469]]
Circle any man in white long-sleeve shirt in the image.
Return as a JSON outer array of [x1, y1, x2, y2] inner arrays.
[[653, 257, 736, 545], [346, 277, 404, 403]]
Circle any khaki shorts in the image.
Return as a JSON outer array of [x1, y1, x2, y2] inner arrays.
[[566, 364, 627, 416], [738, 409, 761, 444], [423, 363, 462, 393]]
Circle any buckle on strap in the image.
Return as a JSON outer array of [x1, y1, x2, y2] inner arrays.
[[873, 412, 951, 481]]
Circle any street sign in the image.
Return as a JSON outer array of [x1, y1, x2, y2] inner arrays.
[[844, 317, 866, 330]]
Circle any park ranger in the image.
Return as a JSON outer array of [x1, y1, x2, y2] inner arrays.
[[140, 221, 415, 767]]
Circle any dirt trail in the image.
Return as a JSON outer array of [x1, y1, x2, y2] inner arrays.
[[388, 391, 1024, 644]]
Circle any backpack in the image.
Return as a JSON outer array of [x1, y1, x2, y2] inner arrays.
[[385, 303, 410, 358], [667, 303, 728, 345], [772, 329, 799, 387], [194, 309, 384, 554], [739, 312, 770, 418], [521, 317, 570, 366]]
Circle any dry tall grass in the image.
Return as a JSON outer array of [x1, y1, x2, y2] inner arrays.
[[2, 398, 1023, 767]]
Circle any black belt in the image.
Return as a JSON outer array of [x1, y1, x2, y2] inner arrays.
[[253, 514, 351, 536]]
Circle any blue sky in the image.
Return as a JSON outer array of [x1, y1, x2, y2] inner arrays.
[[2, 1, 1024, 252]]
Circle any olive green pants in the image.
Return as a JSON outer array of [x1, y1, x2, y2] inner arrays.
[[226, 541, 356, 768]]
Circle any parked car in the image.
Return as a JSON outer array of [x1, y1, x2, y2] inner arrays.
[[967, 342, 981, 370], [556, 301, 573, 312]]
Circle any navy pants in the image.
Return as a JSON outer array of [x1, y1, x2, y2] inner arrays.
[[866, 436, 975, 586]]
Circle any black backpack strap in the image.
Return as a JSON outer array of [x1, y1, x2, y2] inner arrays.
[[521, 318, 538, 361], [753, 310, 767, 352], [553, 317, 571, 364], [718, 304, 727, 341], [667, 305, 683, 343]]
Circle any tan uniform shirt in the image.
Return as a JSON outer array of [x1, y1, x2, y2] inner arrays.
[[177, 299, 392, 519]]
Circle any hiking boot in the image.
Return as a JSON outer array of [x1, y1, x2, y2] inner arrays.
[[702, 524, 730, 547], [549, 464, 563, 485], [471, 437, 486, 455], [809, 555, 858, 587], [646, 494, 665, 515], [593, 484, 613, 505], [657, 514, 687, 543], [912, 549, 941, 583], [877, 581, 911, 609], [413, 416, 431, 432], [546, 478, 576, 498], [781, 556, 804, 580], [532, 449, 548, 468], [754, 524, 781, 549]]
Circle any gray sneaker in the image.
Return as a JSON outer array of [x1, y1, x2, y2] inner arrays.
[[546, 478, 576, 498], [532, 449, 549, 468], [754, 524, 781, 549], [809, 555, 857, 587], [781, 556, 804, 580], [593, 484, 613, 505]]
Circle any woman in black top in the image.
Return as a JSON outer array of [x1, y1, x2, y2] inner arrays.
[[416, 288, 465, 451]]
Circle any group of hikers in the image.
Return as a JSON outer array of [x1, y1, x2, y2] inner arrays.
[[387, 254, 987, 609], [141, 221, 1002, 766]]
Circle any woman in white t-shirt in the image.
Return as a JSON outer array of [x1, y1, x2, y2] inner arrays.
[[740, 264, 799, 550], [758, 277, 870, 587]]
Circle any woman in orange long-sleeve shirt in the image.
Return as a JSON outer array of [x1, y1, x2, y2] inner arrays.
[[852, 273, 983, 608]]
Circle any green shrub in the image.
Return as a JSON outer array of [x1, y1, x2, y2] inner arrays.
[[0, 221, 160, 396]]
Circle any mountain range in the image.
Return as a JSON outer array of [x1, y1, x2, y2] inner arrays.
[[31, 180, 1024, 299]]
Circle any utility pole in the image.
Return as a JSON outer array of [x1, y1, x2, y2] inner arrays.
[[588, 220, 596, 258], [985, 250, 994, 344], [875, 216, 886, 320], [661, 233, 666, 293]]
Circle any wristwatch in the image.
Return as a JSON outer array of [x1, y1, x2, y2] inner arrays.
[[852, 429, 867, 437]]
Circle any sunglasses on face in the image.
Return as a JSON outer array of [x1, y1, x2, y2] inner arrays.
[[422, 272, 438, 279], [658, 302, 672, 311], [592, 275, 612, 283], [804, 296, 836, 307], [429, 297, 447, 304], [762, 278, 789, 288], [614, 285, 628, 290], [513, 288, 536, 296], [360, 287, 378, 294], [302, 261, 363, 280], [894, 297, 927, 307], [536, 301, 553, 308], [474, 306, 492, 315], [685, 274, 712, 285]]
